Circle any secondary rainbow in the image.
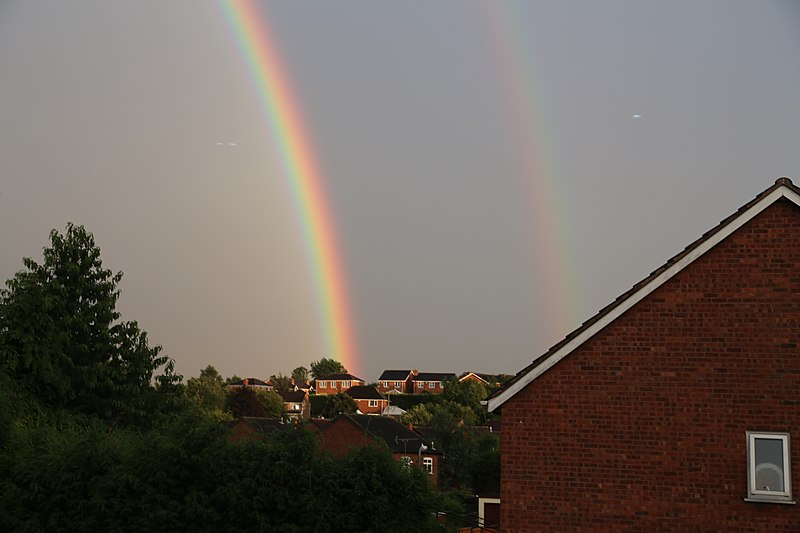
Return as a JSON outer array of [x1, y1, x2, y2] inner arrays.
[[219, 0, 359, 374], [479, 2, 583, 340]]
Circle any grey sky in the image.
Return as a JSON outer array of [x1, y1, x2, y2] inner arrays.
[[1, 1, 799, 382]]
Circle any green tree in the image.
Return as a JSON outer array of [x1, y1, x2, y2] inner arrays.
[[291, 365, 309, 383], [224, 387, 283, 418], [0, 223, 180, 423], [224, 374, 242, 386], [400, 403, 433, 426], [269, 372, 292, 392], [442, 379, 488, 422], [318, 392, 357, 418], [186, 365, 228, 420], [310, 357, 347, 379]]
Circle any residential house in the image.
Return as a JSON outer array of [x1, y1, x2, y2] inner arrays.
[[459, 372, 511, 389], [278, 390, 310, 420], [411, 372, 456, 394], [488, 178, 800, 530], [345, 385, 388, 415], [315, 373, 364, 394], [225, 377, 274, 392], [377, 370, 416, 394], [316, 414, 442, 485]]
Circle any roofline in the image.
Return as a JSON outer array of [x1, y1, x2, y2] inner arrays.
[[489, 179, 800, 412]]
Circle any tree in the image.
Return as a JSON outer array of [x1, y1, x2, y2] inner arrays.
[[400, 403, 433, 426], [0, 223, 180, 423], [318, 392, 357, 418], [291, 365, 309, 383], [224, 387, 283, 418], [442, 378, 488, 422], [224, 374, 242, 386], [310, 357, 346, 380], [269, 372, 292, 392], [186, 365, 227, 419]]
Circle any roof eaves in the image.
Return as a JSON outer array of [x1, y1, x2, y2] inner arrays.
[[488, 178, 800, 412]]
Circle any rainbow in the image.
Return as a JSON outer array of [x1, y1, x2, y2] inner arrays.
[[219, 1, 359, 374], [479, 3, 582, 340]]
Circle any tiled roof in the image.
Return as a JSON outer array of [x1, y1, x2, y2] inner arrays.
[[228, 377, 270, 387], [318, 373, 364, 382], [488, 177, 800, 411], [278, 390, 306, 402], [344, 414, 440, 455], [412, 372, 456, 382], [345, 386, 386, 400], [378, 370, 413, 380]]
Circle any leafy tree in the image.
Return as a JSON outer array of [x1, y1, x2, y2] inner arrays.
[[0, 223, 180, 424], [186, 365, 228, 420], [310, 357, 346, 379], [224, 387, 283, 418], [401, 403, 433, 426], [291, 365, 309, 383], [442, 379, 488, 422], [318, 392, 357, 418], [224, 374, 242, 386], [269, 372, 292, 392]]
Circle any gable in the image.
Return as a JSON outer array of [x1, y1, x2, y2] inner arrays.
[[489, 178, 800, 412]]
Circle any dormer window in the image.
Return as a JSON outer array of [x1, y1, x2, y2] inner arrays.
[[746, 431, 794, 503]]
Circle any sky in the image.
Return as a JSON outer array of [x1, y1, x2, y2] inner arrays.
[[1, 0, 799, 382]]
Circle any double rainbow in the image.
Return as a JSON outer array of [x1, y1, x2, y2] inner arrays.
[[219, 1, 358, 374]]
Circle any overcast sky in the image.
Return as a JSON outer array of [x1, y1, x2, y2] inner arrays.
[[1, 1, 799, 382]]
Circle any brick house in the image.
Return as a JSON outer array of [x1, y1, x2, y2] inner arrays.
[[345, 385, 388, 415], [412, 372, 456, 394], [316, 414, 442, 485], [488, 178, 800, 531], [315, 373, 364, 395], [377, 370, 416, 394], [225, 377, 274, 392], [278, 390, 310, 420]]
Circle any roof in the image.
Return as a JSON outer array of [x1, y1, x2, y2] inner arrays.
[[345, 385, 386, 400], [381, 405, 407, 417], [318, 373, 364, 382], [378, 370, 413, 380], [412, 372, 456, 382], [278, 390, 307, 403], [459, 372, 490, 384], [343, 414, 441, 455], [488, 177, 800, 412], [228, 377, 271, 387]]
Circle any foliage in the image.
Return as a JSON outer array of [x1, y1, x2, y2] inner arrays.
[[224, 387, 283, 419], [0, 223, 181, 425], [224, 374, 242, 386], [316, 392, 357, 418], [291, 366, 309, 383], [269, 372, 292, 392], [386, 393, 439, 411], [186, 365, 229, 420], [0, 412, 451, 532], [442, 379, 488, 422], [401, 403, 433, 426], [310, 357, 346, 379]]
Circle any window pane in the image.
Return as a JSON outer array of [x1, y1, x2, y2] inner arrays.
[[755, 438, 785, 492]]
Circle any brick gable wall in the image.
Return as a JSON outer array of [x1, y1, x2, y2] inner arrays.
[[501, 200, 800, 531]]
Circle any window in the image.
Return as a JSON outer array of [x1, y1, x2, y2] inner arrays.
[[747, 431, 794, 503], [428, 381, 436, 388], [318, 381, 327, 388], [381, 381, 388, 388], [423, 457, 433, 475], [368, 400, 378, 407], [292, 404, 300, 411], [342, 380, 350, 388], [395, 381, 402, 388]]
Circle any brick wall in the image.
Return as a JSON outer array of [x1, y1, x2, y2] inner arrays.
[[501, 200, 800, 531]]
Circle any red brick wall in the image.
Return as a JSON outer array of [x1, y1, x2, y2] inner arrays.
[[413, 381, 444, 394], [317, 418, 380, 459], [502, 200, 800, 531], [354, 398, 388, 415]]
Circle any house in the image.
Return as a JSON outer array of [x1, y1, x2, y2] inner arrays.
[[345, 385, 388, 415], [377, 370, 416, 394], [411, 372, 456, 394], [225, 377, 273, 392], [316, 414, 442, 485], [292, 378, 315, 394], [315, 373, 364, 394], [278, 390, 310, 420], [459, 372, 512, 389], [488, 178, 800, 530]]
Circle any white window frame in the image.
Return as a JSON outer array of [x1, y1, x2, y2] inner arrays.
[[368, 400, 378, 407], [318, 381, 326, 388], [746, 431, 794, 503], [342, 380, 350, 388], [423, 457, 433, 474]]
